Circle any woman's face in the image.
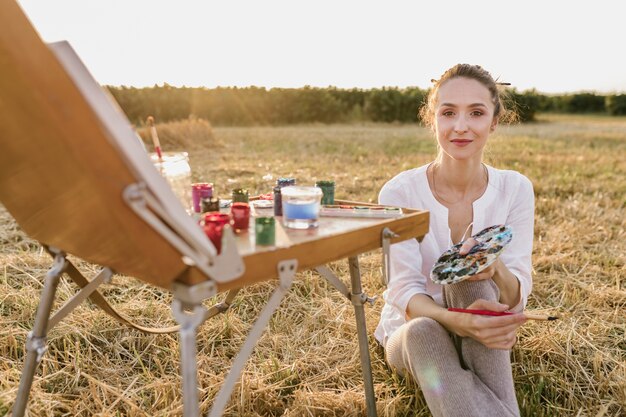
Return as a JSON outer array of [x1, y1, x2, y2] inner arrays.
[[433, 77, 497, 162]]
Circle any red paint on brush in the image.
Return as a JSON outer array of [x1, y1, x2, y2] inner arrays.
[[447, 308, 512, 316], [448, 308, 559, 321]]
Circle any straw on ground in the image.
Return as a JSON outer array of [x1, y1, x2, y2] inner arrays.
[[1, 114, 624, 416]]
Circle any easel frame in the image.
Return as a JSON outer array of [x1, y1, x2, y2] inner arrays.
[[0, 2, 430, 415]]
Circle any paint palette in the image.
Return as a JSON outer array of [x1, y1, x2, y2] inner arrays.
[[430, 225, 513, 285], [319, 205, 403, 218], [251, 199, 274, 209]]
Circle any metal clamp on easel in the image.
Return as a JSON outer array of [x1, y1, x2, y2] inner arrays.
[[314, 265, 377, 306], [350, 292, 377, 307], [381, 228, 399, 286]]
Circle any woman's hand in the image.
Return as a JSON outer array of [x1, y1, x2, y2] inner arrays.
[[444, 299, 526, 350], [467, 260, 499, 282], [458, 238, 497, 282], [458, 237, 522, 307]]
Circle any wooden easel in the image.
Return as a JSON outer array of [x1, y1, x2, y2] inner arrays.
[[0, 2, 429, 416]]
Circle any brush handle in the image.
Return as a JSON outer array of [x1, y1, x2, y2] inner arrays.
[[523, 313, 559, 321], [447, 308, 558, 321], [146, 116, 163, 160]]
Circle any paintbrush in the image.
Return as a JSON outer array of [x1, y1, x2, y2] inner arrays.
[[447, 308, 559, 321], [146, 116, 163, 161]]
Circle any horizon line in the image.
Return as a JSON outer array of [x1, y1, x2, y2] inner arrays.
[[103, 83, 626, 96]]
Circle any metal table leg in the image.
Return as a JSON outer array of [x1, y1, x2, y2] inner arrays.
[[172, 300, 208, 417], [348, 256, 378, 417], [208, 260, 296, 417], [12, 251, 67, 417]]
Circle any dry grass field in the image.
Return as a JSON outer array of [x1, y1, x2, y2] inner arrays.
[[1, 114, 624, 416]]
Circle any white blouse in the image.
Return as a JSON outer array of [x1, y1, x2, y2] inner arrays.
[[374, 164, 535, 347]]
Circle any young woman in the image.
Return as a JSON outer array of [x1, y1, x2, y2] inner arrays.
[[375, 64, 534, 417]]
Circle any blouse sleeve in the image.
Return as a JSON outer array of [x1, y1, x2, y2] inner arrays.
[[499, 174, 535, 312], [378, 181, 430, 315]]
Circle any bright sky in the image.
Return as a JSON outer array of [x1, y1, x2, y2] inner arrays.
[[18, 0, 626, 94]]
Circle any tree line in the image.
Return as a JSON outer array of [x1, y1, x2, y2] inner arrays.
[[106, 84, 626, 126]]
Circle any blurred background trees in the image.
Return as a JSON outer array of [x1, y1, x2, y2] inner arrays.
[[107, 84, 625, 127]]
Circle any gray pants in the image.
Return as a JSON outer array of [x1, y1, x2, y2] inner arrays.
[[385, 280, 521, 417]]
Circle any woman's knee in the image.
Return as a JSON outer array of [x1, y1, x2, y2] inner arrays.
[[386, 317, 449, 377], [402, 317, 448, 347], [446, 278, 501, 306]]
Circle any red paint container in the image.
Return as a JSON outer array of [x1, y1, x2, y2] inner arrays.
[[192, 183, 213, 213], [202, 212, 230, 253], [230, 202, 250, 232]]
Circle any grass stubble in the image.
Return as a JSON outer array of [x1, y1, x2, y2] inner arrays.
[[0, 114, 624, 416]]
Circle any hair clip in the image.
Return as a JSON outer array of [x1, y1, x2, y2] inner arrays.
[[496, 82, 511, 86]]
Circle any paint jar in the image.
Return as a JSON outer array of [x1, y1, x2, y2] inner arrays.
[[201, 197, 220, 213], [230, 202, 251, 232], [273, 178, 297, 216], [151, 152, 192, 212], [202, 212, 230, 253], [231, 188, 249, 203], [255, 217, 275, 246], [315, 180, 335, 205], [281, 186, 323, 229], [192, 183, 213, 213], [273, 186, 283, 216]]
